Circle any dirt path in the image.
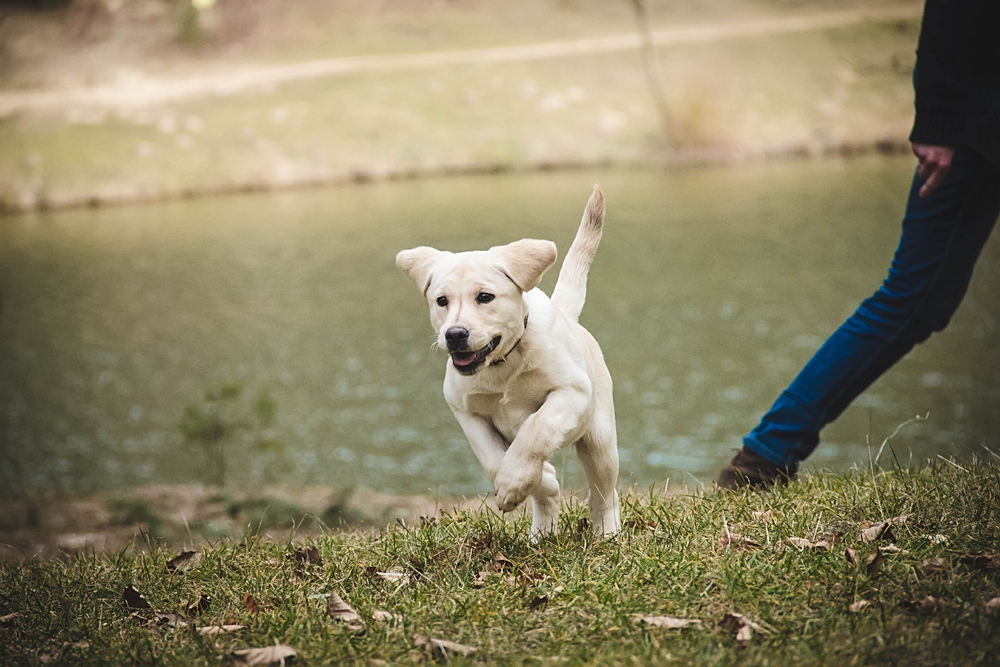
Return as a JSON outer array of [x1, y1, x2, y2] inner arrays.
[[0, 3, 921, 117]]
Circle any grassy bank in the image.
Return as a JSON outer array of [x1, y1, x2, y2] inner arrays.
[[2, 459, 999, 665], [0, 0, 922, 213]]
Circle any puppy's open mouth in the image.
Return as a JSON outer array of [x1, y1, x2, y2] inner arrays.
[[450, 336, 501, 375]]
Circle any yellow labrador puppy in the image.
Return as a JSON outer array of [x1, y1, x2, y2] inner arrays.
[[396, 187, 619, 539]]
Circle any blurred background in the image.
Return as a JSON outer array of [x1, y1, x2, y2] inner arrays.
[[1, 0, 998, 556]]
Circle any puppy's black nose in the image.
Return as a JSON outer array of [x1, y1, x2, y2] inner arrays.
[[445, 326, 470, 348]]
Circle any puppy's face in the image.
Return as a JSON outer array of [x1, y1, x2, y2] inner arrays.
[[397, 239, 556, 376]]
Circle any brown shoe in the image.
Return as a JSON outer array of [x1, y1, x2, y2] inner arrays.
[[717, 447, 797, 490]]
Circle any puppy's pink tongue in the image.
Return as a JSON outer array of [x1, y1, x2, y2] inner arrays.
[[452, 352, 476, 367]]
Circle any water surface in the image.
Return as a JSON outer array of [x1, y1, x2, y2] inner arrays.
[[2, 155, 998, 496]]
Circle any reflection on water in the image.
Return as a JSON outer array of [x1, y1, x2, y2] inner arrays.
[[1, 155, 998, 496]]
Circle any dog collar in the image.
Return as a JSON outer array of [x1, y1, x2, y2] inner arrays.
[[490, 314, 528, 366]]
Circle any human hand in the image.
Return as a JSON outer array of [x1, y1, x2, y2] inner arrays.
[[912, 143, 954, 198]]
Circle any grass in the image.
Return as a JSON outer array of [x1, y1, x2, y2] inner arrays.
[[0, 2, 921, 212], [2, 459, 999, 665]]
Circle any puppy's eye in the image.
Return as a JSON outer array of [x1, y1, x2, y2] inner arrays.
[[436, 296, 448, 307], [476, 293, 495, 304]]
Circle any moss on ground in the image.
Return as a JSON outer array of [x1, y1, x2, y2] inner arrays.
[[2, 459, 998, 665]]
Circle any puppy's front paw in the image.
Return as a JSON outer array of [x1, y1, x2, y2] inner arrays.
[[493, 458, 542, 513]]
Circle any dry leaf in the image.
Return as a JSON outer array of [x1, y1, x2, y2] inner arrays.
[[718, 534, 760, 551], [845, 547, 858, 565], [529, 595, 548, 611], [918, 596, 942, 610], [230, 645, 299, 666], [328, 593, 361, 621], [471, 571, 489, 588], [151, 612, 188, 628], [720, 612, 768, 646], [493, 552, 513, 569], [622, 519, 657, 531], [243, 594, 260, 614], [860, 514, 909, 542], [372, 610, 401, 623], [198, 624, 244, 636], [635, 615, 702, 629], [122, 585, 151, 609], [920, 557, 949, 575], [413, 634, 477, 660], [187, 595, 211, 615], [293, 546, 322, 567], [880, 544, 908, 555], [468, 533, 492, 553], [0, 612, 20, 625], [849, 600, 870, 612], [751, 510, 774, 523], [166, 551, 202, 573], [985, 597, 1000, 612], [553, 585, 565, 594], [786, 537, 832, 551], [865, 548, 884, 575], [959, 553, 1000, 570], [376, 569, 409, 585]]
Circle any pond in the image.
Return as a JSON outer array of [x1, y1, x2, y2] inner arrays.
[[1, 154, 998, 498]]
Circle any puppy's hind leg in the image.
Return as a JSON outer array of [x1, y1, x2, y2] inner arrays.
[[529, 461, 561, 541], [575, 428, 620, 537]]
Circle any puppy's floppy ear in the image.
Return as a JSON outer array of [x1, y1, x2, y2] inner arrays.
[[491, 239, 557, 292], [396, 246, 441, 294]]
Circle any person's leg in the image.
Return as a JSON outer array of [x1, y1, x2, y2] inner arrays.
[[722, 147, 1000, 486]]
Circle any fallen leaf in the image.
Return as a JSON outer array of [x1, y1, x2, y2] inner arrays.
[[329, 592, 364, 632], [292, 546, 322, 567], [553, 585, 565, 594], [622, 519, 657, 531], [151, 612, 188, 628], [243, 594, 259, 615], [985, 597, 1000, 612], [230, 645, 299, 666], [849, 600, 870, 612], [413, 634, 477, 660], [529, 595, 548, 611], [845, 547, 858, 566], [786, 537, 832, 551], [166, 551, 202, 573], [918, 596, 942, 610], [860, 514, 909, 542], [720, 612, 768, 646], [372, 610, 401, 623], [923, 534, 948, 545], [122, 585, 151, 609], [0, 612, 20, 625], [751, 510, 774, 523], [718, 534, 760, 551], [493, 552, 513, 569], [468, 533, 492, 553], [198, 624, 244, 636], [880, 544, 908, 555], [471, 571, 489, 588], [865, 548, 884, 575], [920, 557, 949, 575], [376, 569, 409, 585], [187, 595, 211, 615], [635, 615, 703, 629], [959, 553, 1000, 570]]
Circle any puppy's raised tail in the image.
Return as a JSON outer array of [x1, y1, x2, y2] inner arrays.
[[551, 185, 605, 323]]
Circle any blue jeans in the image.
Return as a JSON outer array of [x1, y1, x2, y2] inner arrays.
[[745, 146, 1000, 469]]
